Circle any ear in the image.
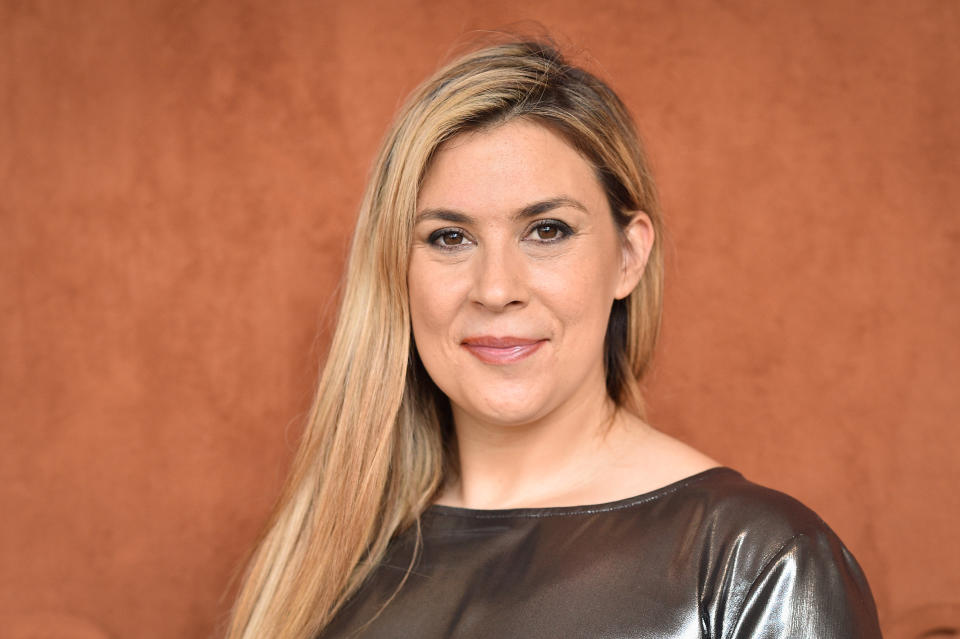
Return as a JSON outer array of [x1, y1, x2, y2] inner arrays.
[[614, 211, 655, 300]]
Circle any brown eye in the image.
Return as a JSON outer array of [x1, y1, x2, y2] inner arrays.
[[429, 229, 471, 248], [528, 220, 573, 242], [441, 231, 465, 246], [536, 224, 559, 240]]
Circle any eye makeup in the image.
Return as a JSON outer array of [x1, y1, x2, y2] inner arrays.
[[428, 228, 474, 250], [523, 219, 575, 243], [425, 218, 577, 252]]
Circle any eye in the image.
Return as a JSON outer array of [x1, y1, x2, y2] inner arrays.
[[526, 220, 573, 242], [428, 228, 472, 249]]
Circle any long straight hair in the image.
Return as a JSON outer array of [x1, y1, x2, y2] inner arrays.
[[225, 39, 664, 639]]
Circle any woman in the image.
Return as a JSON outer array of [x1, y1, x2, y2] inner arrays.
[[226, 40, 881, 639]]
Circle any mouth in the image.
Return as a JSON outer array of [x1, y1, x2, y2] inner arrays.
[[460, 336, 547, 365]]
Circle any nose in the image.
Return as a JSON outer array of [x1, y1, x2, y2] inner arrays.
[[469, 242, 529, 311]]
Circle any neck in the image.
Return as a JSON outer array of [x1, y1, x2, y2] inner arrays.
[[440, 377, 634, 509]]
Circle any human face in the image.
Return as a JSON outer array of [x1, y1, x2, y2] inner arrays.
[[408, 119, 651, 427]]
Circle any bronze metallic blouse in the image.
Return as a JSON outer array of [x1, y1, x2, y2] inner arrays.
[[320, 467, 881, 638]]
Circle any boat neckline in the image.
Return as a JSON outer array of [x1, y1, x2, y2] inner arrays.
[[425, 466, 739, 519]]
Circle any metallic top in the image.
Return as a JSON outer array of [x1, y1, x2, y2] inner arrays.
[[320, 467, 881, 638]]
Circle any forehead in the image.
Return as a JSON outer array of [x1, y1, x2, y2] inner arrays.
[[417, 119, 606, 215]]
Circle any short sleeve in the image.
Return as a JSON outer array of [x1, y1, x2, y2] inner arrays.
[[727, 530, 882, 639]]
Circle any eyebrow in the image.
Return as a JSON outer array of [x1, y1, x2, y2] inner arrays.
[[414, 196, 589, 225]]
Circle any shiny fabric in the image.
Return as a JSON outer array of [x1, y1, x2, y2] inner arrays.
[[319, 467, 881, 638]]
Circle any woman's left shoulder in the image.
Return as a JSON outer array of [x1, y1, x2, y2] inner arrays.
[[680, 468, 883, 638], [690, 467, 841, 540], [629, 426, 842, 543]]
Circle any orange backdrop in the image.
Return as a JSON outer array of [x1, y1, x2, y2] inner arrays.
[[2, 1, 958, 637]]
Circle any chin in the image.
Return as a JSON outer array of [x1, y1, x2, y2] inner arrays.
[[461, 384, 556, 426], [469, 406, 546, 427]]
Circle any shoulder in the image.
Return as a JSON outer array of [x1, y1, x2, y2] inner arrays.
[[680, 469, 882, 638], [688, 468, 834, 540], [679, 468, 853, 575], [624, 426, 816, 537]]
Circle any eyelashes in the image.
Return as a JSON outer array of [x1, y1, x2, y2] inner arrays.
[[429, 228, 470, 248], [527, 220, 572, 242], [427, 219, 576, 250]]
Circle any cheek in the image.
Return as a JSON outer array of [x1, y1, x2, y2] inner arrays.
[[408, 258, 462, 361], [536, 248, 621, 336]]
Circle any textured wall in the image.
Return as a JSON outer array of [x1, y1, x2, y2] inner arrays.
[[2, 1, 957, 637]]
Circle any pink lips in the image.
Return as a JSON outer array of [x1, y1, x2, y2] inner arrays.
[[461, 336, 546, 365]]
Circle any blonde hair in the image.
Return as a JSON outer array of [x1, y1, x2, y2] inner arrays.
[[226, 39, 664, 639]]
